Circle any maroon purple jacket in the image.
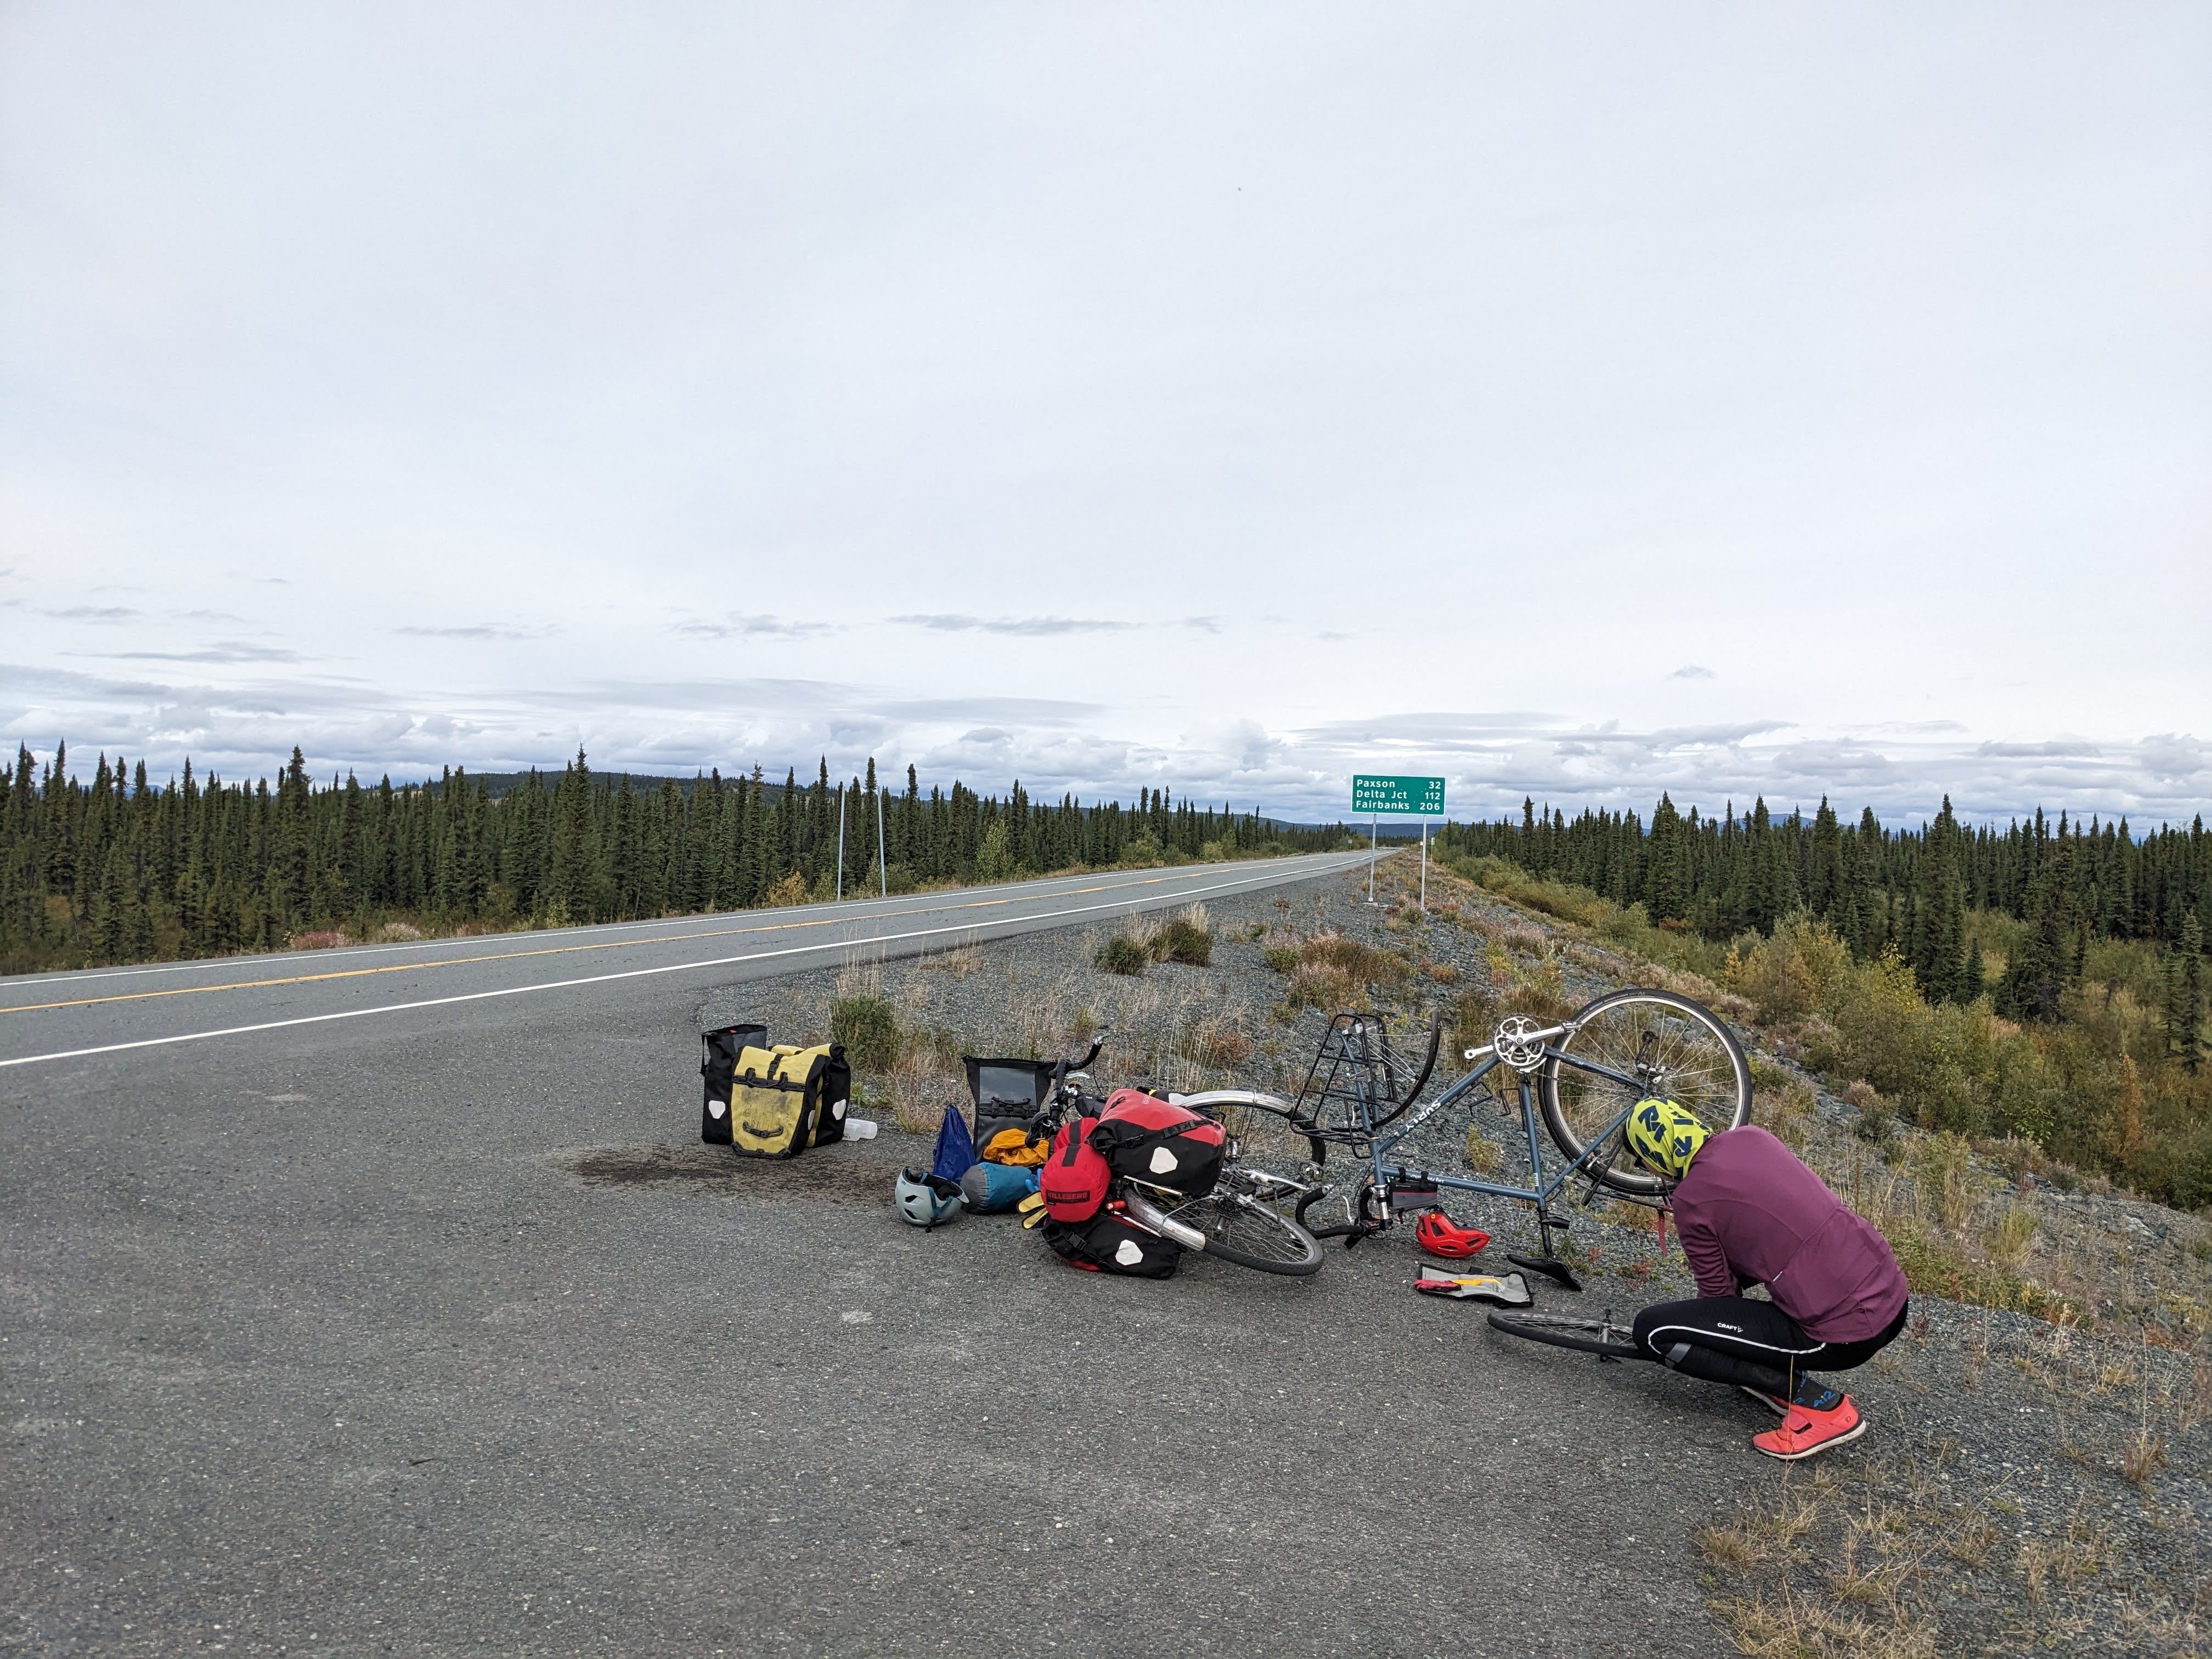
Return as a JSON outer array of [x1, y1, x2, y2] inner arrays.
[[1670, 1125, 1908, 1342]]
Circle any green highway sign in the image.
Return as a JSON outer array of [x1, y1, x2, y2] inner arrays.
[[1352, 774, 1444, 815]]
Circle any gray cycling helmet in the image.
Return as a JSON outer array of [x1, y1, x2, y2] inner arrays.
[[895, 1167, 963, 1231]]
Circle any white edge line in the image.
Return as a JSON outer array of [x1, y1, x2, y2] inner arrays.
[[0, 856, 1372, 1070]]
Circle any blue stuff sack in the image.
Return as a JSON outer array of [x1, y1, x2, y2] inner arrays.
[[930, 1104, 977, 1182], [958, 1163, 1041, 1214]]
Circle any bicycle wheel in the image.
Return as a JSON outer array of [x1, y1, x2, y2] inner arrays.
[[1538, 988, 1751, 1198], [1165, 1189, 1324, 1276], [1486, 1308, 1643, 1361]]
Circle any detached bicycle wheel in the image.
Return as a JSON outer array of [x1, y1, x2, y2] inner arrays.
[[1487, 1308, 1643, 1361], [1166, 1190, 1324, 1276], [1538, 988, 1751, 1198]]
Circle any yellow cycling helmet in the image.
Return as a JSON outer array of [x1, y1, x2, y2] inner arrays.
[[1625, 1098, 1709, 1179]]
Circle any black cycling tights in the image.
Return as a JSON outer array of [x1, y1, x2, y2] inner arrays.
[[1630, 1297, 1910, 1399]]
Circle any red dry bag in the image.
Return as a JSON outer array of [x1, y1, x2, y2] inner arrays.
[[1040, 1110, 1111, 1223]]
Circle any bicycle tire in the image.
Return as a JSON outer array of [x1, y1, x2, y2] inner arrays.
[[1537, 988, 1751, 1198], [1166, 1190, 1324, 1276], [1486, 1308, 1643, 1361]]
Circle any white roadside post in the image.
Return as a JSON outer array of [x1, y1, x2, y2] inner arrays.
[[878, 786, 889, 899], [835, 784, 846, 902]]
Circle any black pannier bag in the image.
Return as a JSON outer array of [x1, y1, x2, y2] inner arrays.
[[962, 1056, 1057, 1165], [700, 1024, 769, 1144], [1088, 1088, 1227, 1199], [1041, 1209, 1182, 1278], [805, 1044, 855, 1146]]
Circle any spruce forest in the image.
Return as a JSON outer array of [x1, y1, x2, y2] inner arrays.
[[0, 744, 1335, 973], [1438, 794, 2212, 1210]]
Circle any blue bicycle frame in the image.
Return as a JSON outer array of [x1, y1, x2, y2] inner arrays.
[[1305, 1017, 1665, 1280]]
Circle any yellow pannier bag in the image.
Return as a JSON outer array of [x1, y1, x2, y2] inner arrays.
[[729, 1043, 843, 1159]]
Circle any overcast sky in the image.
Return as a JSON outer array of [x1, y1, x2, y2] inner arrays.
[[3, 3, 2207, 827]]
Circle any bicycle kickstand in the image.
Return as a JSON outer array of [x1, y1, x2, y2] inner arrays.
[[1506, 1206, 1584, 1294]]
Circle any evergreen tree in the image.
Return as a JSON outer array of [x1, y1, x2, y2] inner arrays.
[[1911, 797, 1968, 1002], [1807, 797, 1841, 918], [1641, 793, 1684, 923], [2165, 910, 2204, 1072]]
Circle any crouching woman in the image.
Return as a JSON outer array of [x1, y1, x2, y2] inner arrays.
[[1626, 1100, 1910, 1462]]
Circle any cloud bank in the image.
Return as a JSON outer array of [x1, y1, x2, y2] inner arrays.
[[4, 656, 2205, 828]]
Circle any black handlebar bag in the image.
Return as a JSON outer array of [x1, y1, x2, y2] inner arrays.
[[962, 1056, 1057, 1164], [700, 1024, 769, 1144]]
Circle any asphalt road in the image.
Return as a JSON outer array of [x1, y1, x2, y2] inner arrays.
[[4, 853, 1752, 1656]]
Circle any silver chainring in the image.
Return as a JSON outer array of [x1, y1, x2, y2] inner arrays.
[[1493, 1014, 1550, 1072]]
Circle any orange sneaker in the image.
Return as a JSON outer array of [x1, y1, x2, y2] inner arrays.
[[1752, 1394, 1865, 1461]]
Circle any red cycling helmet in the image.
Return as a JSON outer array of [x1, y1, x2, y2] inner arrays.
[[1414, 1210, 1491, 1259]]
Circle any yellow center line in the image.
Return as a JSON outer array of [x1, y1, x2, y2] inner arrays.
[[0, 893, 1033, 1017]]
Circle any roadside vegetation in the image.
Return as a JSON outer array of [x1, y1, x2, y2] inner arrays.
[[1091, 905, 1215, 975]]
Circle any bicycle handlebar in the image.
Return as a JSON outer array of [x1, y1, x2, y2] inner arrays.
[[1024, 1032, 1112, 1148]]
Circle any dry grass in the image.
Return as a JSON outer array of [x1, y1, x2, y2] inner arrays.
[[885, 1045, 961, 1135], [1986, 1205, 2038, 1274], [1272, 929, 1412, 1012], [1712, 1582, 1938, 1659], [1175, 1012, 1254, 1073], [923, 943, 983, 978], [289, 929, 354, 950], [2120, 1427, 2168, 1485], [1906, 1132, 1976, 1231]]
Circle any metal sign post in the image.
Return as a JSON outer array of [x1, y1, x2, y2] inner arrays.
[[1351, 774, 1446, 910], [878, 786, 889, 899], [835, 785, 846, 902]]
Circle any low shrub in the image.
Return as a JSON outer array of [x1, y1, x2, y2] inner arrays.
[[1152, 908, 1214, 967], [1094, 935, 1148, 976], [1285, 960, 1357, 1011], [1296, 929, 1410, 991], [830, 994, 901, 1072]]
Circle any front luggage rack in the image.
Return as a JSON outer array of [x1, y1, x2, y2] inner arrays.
[[1291, 1009, 1441, 1149]]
